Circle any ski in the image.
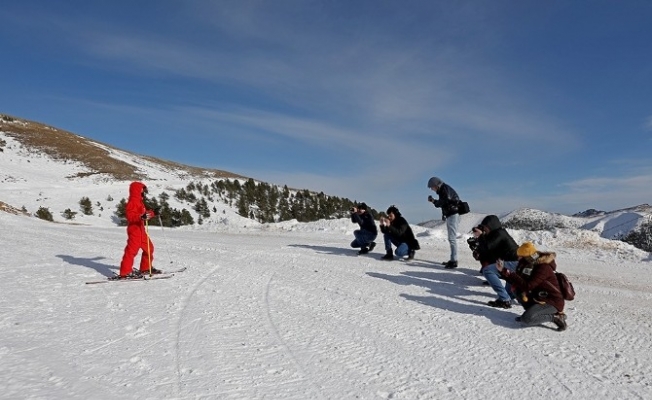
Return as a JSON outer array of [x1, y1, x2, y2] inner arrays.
[[85, 275, 173, 285], [156, 266, 187, 274], [85, 267, 186, 285]]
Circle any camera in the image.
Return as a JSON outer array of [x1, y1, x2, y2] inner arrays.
[[350, 207, 356, 212], [427, 195, 434, 202], [466, 236, 479, 251]]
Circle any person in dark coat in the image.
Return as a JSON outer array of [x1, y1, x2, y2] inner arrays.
[[379, 205, 420, 261], [350, 202, 378, 255], [475, 215, 519, 308], [467, 224, 490, 275], [497, 242, 567, 331], [427, 176, 461, 269]]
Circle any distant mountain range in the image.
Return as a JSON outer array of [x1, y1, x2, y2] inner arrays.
[[1, 113, 650, 249]]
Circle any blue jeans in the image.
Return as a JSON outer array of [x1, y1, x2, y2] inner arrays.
[[446, 213, 460, 261], [383, 233, 409, 258], [351, 229, 377, 248], [483, 260, 518, 301]]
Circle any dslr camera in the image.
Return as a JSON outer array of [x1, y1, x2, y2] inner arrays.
[[466, 236, 479, 251]]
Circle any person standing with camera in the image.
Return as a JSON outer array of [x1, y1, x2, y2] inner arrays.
[[427, 176, 461, 269], [379, 205, 420, 261], [350, 202, 378, 255]]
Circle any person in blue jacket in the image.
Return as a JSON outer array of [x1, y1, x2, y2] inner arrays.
[[350, 202, 378, 255]]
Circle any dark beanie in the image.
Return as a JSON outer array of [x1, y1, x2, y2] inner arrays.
[[427, 176, 443, 188], [386, 205, 400, 216], [358, 202, 368, 211]]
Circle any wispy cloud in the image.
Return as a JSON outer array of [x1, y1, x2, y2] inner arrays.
[[38, 2, 578, 152], [556, 163, 652, 211]]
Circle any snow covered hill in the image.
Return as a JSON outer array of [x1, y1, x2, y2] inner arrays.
[[2, 113, 651, 244], [2, 114, 652, 399]]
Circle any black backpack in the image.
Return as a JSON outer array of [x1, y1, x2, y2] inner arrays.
[[457, 201, 470, 215]]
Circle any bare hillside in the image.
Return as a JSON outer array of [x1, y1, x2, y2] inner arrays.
[[0, 114, 245, 181]]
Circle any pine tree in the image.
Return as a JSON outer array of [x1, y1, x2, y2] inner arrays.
[[115, 199, 127, 225], [62, 208, 77, 220], [79, 197, 93, 215], [36, 206, 53, 221]]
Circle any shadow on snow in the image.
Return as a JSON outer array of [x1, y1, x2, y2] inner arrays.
[[56, 254, 117, 277], [367, 265, 522, 329]]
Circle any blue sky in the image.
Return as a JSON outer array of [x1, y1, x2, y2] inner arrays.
[[1, 1, 651, 223]]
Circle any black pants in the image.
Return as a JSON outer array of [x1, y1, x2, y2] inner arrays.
[[520, 303, 558, 325]]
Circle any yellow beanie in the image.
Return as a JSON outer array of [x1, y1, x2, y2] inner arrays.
[[517, 242, 538, 257]]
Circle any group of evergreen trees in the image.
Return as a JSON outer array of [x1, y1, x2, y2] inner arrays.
[[110, 178, 368, 228], [623, 220, 652, 252], [114, 191, 195, 227], [176, 178, 362, 224]]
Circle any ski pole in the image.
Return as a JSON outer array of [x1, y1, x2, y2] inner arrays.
[[145, 218, 152, 277]]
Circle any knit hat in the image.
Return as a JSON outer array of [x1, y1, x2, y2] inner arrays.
[[358, 202, 368, 211], [427, 176, 443, 188], [386, 205, 400, 216], [517, 242, 538, 258]]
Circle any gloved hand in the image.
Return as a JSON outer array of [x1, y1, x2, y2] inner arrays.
[[427, 195, 434, 203], [141, 210, 155, 220]]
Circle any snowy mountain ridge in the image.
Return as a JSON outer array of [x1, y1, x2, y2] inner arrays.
[[1, 113, 651, 246]]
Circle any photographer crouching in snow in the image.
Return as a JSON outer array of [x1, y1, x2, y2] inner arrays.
[[379, 205, 420, 261], [496, 242, 568, 331], [349, 202, 378, 255]]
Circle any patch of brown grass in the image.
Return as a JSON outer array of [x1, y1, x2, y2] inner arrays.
[[0, 114, 246, 181], [0, 201, 29, 216]]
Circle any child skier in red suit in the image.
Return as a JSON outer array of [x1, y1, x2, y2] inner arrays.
[[118, 181, 160, 278]]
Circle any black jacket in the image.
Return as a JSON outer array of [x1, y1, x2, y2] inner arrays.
[[380, 215, 420, 250], [432, 183, 460, 217], [351, 211, 378, 235], [475, 215, 518, 263]]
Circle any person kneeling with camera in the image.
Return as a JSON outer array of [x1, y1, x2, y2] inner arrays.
[[379, 205, 420, 261], [350, 203, 378, 255]]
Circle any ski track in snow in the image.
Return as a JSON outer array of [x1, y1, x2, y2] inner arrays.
[[1, 213, 652, 399]]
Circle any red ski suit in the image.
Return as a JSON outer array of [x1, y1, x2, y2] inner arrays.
[[119, 182, 155, 276]]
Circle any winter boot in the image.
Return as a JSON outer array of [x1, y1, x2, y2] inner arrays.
[[381, 251, 394, 261], [444, 260, 458, 269], [553, 313, 567, 332], [358, 247, 369, 255], [407, 250, 415, 260], [487, 299, 512, 309], [112, 270, 143, 280], [141, 267, 162, 275], [368, 242, 376, 252]]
